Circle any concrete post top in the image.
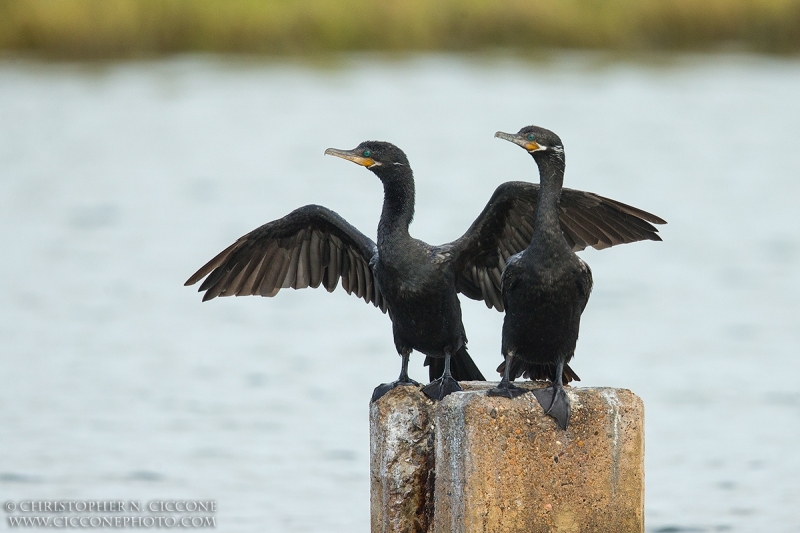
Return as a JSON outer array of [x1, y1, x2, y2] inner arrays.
[[369, 382, 643, 442], [441, 381, 643, 437]]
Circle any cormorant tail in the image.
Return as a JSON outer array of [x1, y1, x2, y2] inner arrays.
[[496, 359, 580, 384], [425, 346, 486, 382]]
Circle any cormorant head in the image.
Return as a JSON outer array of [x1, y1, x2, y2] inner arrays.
[[324, 141, 411, 180], [495, 125, 564, 163]]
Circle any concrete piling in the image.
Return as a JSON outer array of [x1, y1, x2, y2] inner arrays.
[[370, 383, 644, 533], [369, 386, 436, 533], [434, 382, 644, 533]]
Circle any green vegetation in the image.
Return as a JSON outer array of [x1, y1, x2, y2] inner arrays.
[[1, 0, 799, 58]]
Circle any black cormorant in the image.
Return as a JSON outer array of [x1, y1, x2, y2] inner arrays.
[[489, 126, 658, 430], [185, 140, 665, 403]]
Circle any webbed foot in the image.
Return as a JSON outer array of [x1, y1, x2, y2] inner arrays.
[[421, 375, 462, 401], [371, 378, 421, 403], [487, 382, 528, 399], [533, 386, 571, 430]]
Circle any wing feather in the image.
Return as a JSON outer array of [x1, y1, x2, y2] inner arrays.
[[265, 250, 291, 295], [185, 205, 384, 311], [221, 261, 250, 297], [449, 181, 665, 311], [246, 242, 278, 293], [186, 241, 240, 287], [283, 238, 302, 289], [293, 235, 311, 290], [237, 253, 268, 296], [560, 210, 612, 250], [325, 240, 340, 292], [309, 230, 323, 288]]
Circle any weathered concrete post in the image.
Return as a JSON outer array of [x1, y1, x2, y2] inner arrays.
[[370, 382, 644, 533], [370, 386, 436, 533], [434, 382, 644, 533]]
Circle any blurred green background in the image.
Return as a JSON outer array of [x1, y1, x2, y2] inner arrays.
[[1, 0, 799, 58]]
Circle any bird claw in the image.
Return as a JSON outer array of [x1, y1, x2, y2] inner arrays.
[[487, 382, 528, 399], [371, 379, 421, 403], [533, 386, 571, 430], [421, 375, 462, 401]]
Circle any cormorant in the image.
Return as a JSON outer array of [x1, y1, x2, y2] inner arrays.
[[185, 140, 665, 403], [489, 125, 656, 430]]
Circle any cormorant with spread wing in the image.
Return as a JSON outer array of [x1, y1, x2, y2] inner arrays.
[[185, 140, 665, 402], [489, 126, 657, 430]]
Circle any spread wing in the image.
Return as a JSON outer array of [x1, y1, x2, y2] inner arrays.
[[185, 204, 387, 312], [449, 181, 665, 311]]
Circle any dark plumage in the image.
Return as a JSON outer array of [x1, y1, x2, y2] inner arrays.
[[488, 125, 662, 430], [185, 139, 665, 403]]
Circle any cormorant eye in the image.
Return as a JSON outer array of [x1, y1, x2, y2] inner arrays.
[[527, 134, 535, 141], [363, 149, 371, 158]]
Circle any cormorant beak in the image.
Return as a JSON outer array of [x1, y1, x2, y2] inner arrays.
[[494, 131, 542, 152], [324, 148, 381, 168]]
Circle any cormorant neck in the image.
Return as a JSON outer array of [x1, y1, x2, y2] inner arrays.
[[376, 164, 415, 243], [531, 152, 566, 245]]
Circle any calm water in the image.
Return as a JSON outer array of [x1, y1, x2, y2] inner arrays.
[[1, 53, 799, 532]]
